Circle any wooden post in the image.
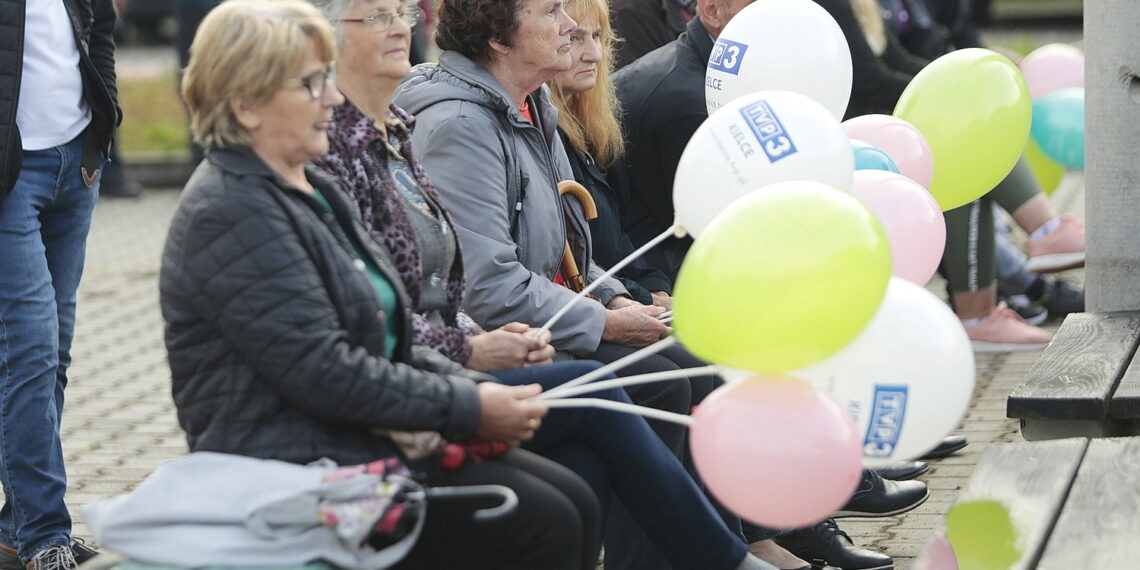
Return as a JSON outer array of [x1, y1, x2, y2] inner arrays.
[[1085, 0, 1140, 311]]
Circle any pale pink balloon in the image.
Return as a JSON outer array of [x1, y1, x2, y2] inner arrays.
[[851, 170, 946, 285], [690, 376, 862, 529], [842, 115, 934, 188], [1020, 43, 1084, 100], [913, 535, 959, 570]]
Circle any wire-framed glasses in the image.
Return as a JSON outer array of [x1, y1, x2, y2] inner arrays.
[[287, 64, 337, 99], [339, 2, 422, 32]]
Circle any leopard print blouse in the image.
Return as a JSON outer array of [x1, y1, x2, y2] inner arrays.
[[314, 101, 483, 365]]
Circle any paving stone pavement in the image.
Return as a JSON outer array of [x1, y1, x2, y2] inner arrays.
[[51, 170, 1084, 567]]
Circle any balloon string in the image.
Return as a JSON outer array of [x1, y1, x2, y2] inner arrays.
[[538, 365, 718, 400], [544, 398, 695, 426], [540, 336, 678, 399], [538, 224, 681, 333]]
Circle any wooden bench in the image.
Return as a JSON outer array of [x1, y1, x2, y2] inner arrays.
[[951, 437, 1140, 569], [1007, 311, 1140, 440]]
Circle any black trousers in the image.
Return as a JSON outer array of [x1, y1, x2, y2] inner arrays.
[[392, 449, 599, 570]]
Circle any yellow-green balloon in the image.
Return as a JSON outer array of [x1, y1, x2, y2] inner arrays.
[[1024, 138, 1064, 196], [894, 48, 1032, 212], [672, 182, 891, 373], [946, 500, 1021, 570]]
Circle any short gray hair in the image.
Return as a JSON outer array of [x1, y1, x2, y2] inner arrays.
[[309, 0, 356, 44]]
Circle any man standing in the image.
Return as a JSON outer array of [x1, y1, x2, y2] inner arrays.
[[0, 0, 119, 567]]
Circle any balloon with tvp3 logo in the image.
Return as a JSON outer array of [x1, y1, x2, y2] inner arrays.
[[673, 90, 853, 237], [793, 278, 975, 467], [705, 0, 852, 119]]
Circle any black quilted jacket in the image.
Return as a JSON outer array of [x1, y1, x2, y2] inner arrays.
[[160, 146, 490, 466], [0, 0, 120, 203]]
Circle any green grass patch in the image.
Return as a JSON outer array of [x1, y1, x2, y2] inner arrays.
[[117, 73, 189, 157]]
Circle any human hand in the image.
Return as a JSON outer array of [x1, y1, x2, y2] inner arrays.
[[606, 295, 640, 310], [602, 304, 669, 347], [650, 291, 673, 310], [476, 383, 548, 446], [522, 327, 555, 366], [467, 326, 534, 372]]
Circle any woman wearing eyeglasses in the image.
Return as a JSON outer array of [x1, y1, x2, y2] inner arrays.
[[161, 2, 601, 568], [309, 1, 777, 569]]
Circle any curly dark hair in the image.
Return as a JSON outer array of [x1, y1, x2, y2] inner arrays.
[[435, 0, 524, 63]]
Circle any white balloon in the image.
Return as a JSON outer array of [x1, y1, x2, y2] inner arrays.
[[673, 90, 854, 237], [705, 0, 852, 119], [793, 277, 975, 467]]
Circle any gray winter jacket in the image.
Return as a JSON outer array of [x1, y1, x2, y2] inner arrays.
[[394, 51, 627, 356]]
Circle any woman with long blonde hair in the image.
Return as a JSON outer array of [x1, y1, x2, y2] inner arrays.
[[549, 0, 674, 311]]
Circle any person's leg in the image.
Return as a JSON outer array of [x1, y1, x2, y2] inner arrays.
[[0, 135, 98, 562], [943, 198, 1051, 350], [588, 342, 691, 456], [991, 158, 1084, 273], [393, 449, 590, 570], [512, 372, 750, 570], [943, 198, 998, 319]]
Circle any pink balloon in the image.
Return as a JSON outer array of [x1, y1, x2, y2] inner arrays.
[[851, 170, 946, 285], [690, 377, 862, 529], [842, 115, 934, 188], [1020, 44, 1084, 100], [913, 535, 959, 570]]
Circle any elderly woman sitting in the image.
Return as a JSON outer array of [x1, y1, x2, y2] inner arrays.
[[161, 1, 601, 567], [305, 1, 776, 569]]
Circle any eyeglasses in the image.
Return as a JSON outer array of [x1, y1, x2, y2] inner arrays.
[[339, 3, 422, 32], [287, 64, 337, 99]]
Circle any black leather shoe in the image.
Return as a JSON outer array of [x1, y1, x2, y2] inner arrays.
[[920, 435, 968, 459], [775, 519, 893, 570], [834, 469, 929, 518], [873, 461, 929, 481]]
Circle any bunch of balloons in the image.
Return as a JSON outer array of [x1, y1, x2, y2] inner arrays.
[[643, 0, 984, 530], [1022, 44, 1086, 185]]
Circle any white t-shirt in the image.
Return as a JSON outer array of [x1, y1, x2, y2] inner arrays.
[[18, 0, 91, 151]]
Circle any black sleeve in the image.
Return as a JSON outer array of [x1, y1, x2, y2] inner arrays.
[[90, 0, 120, 123], [814, 0, 916, 118], [880, 33, 930, 76]]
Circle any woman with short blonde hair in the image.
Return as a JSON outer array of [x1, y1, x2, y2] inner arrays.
[[180, 0, 337, 150]]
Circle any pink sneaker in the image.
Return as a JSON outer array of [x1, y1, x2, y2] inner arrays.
[[1026, 215, 1085, 273], [963, 302, 1053, 352]]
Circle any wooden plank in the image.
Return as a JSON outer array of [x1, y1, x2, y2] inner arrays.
[[954, 438, 1088, 570], [1111, 353, 1140, 418], [1007, 312, 1140, 420], [1037, 437, 1140, 569]]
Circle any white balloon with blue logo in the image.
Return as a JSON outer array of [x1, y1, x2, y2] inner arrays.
[[792, 277, 976, 467], [673, 90, 853, 237], [705, 0, 852, 120]]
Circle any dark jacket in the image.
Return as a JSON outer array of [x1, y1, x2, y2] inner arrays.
[[611, 17, 712, 283], [813, 0, 928, 119], [0, 0, 121, 204], [558, 129, 673, 304], [611, 0, 690, 70], [160, 146, 490, 466]]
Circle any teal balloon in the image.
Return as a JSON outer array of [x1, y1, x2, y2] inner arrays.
[[851, 139, 901, 173], [1030, 87, 1084, 170]]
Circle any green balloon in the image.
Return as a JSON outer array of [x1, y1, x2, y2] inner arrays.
[[946, 500, 1022, 570], [894, 49, 1032, 212], [1023, 138, 1064, 196], [673, 182, 891, 373]]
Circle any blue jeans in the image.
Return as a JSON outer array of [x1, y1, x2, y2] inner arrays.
[[491, 362, 748, 570], [0, 134, 99, 561]]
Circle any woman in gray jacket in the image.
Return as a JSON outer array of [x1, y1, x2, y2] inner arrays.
[[393, 0, 720, 464]]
